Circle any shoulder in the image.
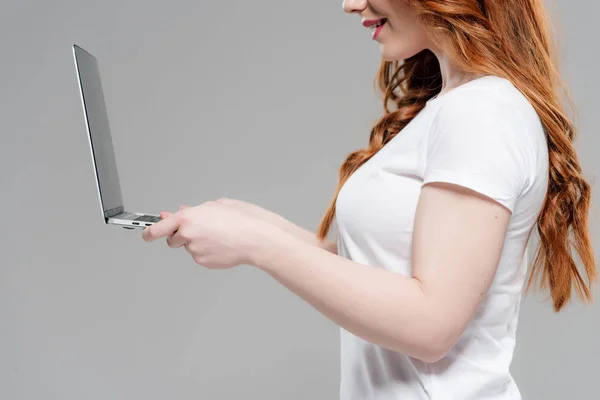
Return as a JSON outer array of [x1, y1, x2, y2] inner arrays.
[[430, 76, 537, 124], [421, 76, 546, 212], [427, 76, 545, 149]]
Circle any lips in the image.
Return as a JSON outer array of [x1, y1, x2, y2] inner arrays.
[[362, 18, 387, 28]]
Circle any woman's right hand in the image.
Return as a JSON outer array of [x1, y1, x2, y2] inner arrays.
[[214, 198, 337, 254], [160, 199, 337, 254], [161, 199, 285, 225], [214, 198, 292, 227]]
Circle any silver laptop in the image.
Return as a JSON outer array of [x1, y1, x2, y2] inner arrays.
[[72, 44, 161, 230]]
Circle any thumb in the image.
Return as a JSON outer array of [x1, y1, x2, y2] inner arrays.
[[160, 205, 188, 219], [160, 211, 174, 219]]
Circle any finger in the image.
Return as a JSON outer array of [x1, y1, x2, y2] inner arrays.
[[143, 214, 181, 242], [179, 205, 189, 211], [160, 211, 173, 219], [166, 230, 187, 249]]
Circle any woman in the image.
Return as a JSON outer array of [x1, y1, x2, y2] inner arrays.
[[143, 0, 597, 398]]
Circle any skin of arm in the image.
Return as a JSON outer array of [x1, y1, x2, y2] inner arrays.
[[250, 182, 511, 363], [214, 198, 339, 255]]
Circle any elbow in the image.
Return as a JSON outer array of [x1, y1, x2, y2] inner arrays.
[[418, 345, 450, 364], [409, 329, 458, 364]]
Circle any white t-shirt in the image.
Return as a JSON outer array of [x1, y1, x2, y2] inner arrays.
[[335, 75, 549, 400]]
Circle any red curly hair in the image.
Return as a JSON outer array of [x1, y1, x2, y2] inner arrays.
[[317, 0, 597, 312]]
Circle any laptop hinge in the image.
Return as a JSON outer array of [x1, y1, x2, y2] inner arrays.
[[105, 206, 125, 219]]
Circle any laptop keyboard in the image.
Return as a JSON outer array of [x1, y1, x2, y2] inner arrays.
[[134, 215, 162, 222]]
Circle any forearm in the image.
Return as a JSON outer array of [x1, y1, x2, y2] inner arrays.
[[252, 228, 443, 362], [273, 215, 337, 255]]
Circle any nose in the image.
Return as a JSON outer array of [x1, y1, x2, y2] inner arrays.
[[343, 0, 368, 14]]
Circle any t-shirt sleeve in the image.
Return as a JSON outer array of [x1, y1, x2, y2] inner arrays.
[[422, 92, 532, 214]]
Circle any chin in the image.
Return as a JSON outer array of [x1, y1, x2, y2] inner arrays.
[[380, 43, 426, 62]]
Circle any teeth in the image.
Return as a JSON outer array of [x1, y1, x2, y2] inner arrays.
[[371, 19, 386, 29]]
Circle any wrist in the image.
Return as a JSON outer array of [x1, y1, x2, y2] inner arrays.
[[247, 222, 296, 272]]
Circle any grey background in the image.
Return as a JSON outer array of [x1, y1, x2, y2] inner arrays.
[[1, 1, 598, 399]]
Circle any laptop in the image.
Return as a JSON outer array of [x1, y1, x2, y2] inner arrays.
[[72, 44, 161, 230]]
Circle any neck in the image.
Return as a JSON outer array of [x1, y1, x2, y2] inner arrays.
[[430, 48, 483, 96]]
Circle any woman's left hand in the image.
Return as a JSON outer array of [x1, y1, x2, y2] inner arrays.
[[142, 198, 275, 269]]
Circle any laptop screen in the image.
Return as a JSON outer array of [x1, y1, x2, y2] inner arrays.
[[73, 45, 124, 219]]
